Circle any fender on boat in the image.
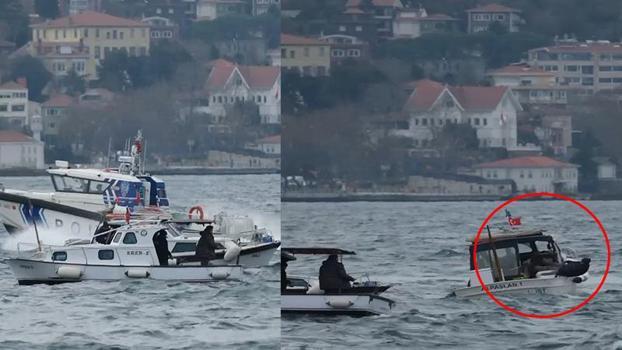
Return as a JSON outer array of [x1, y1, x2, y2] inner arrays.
[[223, 245, 242, 263], [209, 271, 230, 280], [125, 268, 151, 278], [326, 297, 354, 309], [57, 266, 82, 279]]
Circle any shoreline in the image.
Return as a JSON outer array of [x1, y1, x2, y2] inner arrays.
[[282, 192, 609, 202]]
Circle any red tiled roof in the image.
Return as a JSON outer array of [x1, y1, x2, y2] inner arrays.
[[31, 11, 148, 28], [0, 131, 35, 143], [257, 135, 281, 144], [281, 33, 327, 46], [467, 3, 520, 13], [489, 64, 552, 76], [404, 80, 511, 112], [346, 0, 402, 7], [0, 81, 27, 90], [205, 59, 280, 90], [475, 156, 577, 169], [343, 7, 366, 15], [404, 79, 445, 110], [43, 94, 75, 108], [448, 85, 508, 110], [238, 66, 280, 89]]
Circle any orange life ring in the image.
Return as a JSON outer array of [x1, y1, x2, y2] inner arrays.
[[188, 206, 204, 220]]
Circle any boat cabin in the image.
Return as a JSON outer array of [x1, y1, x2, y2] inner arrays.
[[467, 229, 562, 282]]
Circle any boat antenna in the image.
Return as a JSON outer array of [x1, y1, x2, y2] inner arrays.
[[486, 225, 503, 282], [106, 136, 112, 168], [28, 200, 42, 252]]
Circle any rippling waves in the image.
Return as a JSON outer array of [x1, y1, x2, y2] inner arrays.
[[282, 201, 621, 349], [0, 175, 281, 350]]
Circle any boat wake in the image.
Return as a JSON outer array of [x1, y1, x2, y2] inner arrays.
[[0, 226, 82, 251]]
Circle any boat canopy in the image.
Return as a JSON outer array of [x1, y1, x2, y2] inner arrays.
[[282, 247, 356, 255], [467, 228, 545, 244]]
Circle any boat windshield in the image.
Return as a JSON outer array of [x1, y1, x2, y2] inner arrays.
[[51, 175, 110, 194], [475, 246, 520, 281]]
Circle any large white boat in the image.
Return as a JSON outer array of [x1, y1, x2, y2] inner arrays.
[[5, 222, 244, 285], [453, 227, 591, 298], [281, 248, 396, 316], [0, 132, 168, 237]]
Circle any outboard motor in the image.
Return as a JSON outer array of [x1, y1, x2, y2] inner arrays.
[[556, 257, 591, 277]]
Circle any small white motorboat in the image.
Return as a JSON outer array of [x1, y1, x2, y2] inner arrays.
[[453, 226, 590, 298], [5, 222, 243, 285], [281, 248, 395, 316]]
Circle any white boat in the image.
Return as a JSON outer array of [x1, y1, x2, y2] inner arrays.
[[0, 131, 168, 237], [281, 248, 396, 316], [453, 227, 590, 298], [5, 222, 243, 285]]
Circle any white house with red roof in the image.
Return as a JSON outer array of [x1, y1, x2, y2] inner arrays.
[[255, 135, 280, 155], [204, 59, 281, 124], [399, 79, 521, 149], [393, 8, 458, 39], [0, 80, 29, 128], [472, 156, 578, 193], [0, 130, 44, 169], [466, 3, 522, 33]]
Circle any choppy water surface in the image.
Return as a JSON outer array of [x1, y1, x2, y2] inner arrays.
[[282, 201, 620, 349], [0, 175, 280, 350]]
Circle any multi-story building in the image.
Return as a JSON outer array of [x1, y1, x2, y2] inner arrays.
[[41, 94, 74, 143], [141, 0, 197, 36], [30, 11, 150, 80], [472, 156, 578, 193], [488, 63, 570, 105], [196, 0, 249, 21], [141, 16, 179, 42], [466, 3, 522, 33], [393, 8, 458, 39], [59, 0, 102, 16], [527, 40, 622, 92], [281, 34, 331, 77], [345, 0, 404, 38], [397, 79, 521, 149], [319, 34, 369, 65], [251, 0, 280, 16], [0, 80, 29, 128], [204, 59, 281, 124], [0, 130, 45, 169], [329, 7, 378, 42]]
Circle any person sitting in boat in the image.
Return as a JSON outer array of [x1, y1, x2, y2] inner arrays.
[[153, 229, 173, 266], [94, 222, 114, 244], [195, 225, 217, 266], [523, 251, 560, 278], [319, 254, 355, 292]]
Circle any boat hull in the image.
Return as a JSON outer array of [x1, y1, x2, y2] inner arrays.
[[453, 274, 588, 298], [5, 258, 243, 285], [281, 294, 395, 316]]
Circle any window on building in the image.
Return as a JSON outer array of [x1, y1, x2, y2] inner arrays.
[[120, 31, 124, 39], [113, 30, 117, 39], [95, 28, 100, 38], [303, 47, 309, 57], [11, 104, 25, 112], [84, 28, 88, 37], [130, 28, 135, 38], [319, 47, 325, 56], [355, 25, 362, 32], [94, 46, 100, 59], [139, 47, 147, 56], [0, 105, 7, 112], [422, 118, 428, 126], [106, 31, 110, 39], [339, 25, 346, 32], [289, 50, 295, 58], [581, 65, 594, 74]]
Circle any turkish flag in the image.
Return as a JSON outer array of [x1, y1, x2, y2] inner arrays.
[[125, 207, 131, 224], [508, 216, 522, 226]]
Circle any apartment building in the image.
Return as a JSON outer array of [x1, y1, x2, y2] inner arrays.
[[488, 63, 570, 105], [528, 40, 622, 92], [466, 3, 522, 33], [30, 11, 150, 80], [0, 80, 29, 127], [281, 34, 331, 77]]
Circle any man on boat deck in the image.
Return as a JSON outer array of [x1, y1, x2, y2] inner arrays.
[[153, 230, 173, 266], [195, 225, 218, 266], [319, 254, 355, 292]]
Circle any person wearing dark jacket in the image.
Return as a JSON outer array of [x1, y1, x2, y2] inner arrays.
[[319, 254, 355, 292], [153, 230, 173, 266], [195, 225, 218, 266]]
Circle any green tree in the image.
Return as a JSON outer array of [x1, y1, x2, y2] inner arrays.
[[7, 56, 52, 102], [34, 0, 59, 19], [571, 130, 601, 193], [61, 69, 86, 96], [0, 0, 29, 46]]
